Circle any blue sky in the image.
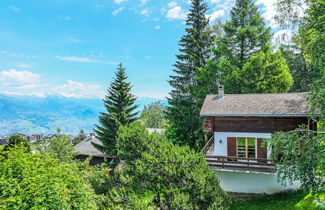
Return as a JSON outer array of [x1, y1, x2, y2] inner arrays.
[[0, 0, 288, 99]]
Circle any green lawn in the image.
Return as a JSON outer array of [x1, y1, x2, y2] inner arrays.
[[229, 190, 324, 210]]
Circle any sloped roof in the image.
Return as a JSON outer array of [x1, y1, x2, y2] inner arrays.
[[74, 136, 110, 158], [200, 92, 309, 117]]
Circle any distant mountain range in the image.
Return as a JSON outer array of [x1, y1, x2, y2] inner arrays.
[[0, 94, 166, 136]]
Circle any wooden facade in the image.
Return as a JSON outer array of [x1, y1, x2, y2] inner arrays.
[[203, 116, 311, 133]]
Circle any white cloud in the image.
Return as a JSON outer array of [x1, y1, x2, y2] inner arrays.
[[112, 7, 125, 16], [155, 25, 161, 30], [206, 10, 224, 22], [52, 80, 104, 98], [2, 91, 46, 98], [256, 0, 278, 28], [114, 0, 127, 4], [17, 64, 32, 68], [56, 56, 96, 63], [168, 1, 177, 8], [273, 29, 293, 45], [141, 0, 149, 4], [9, 6, 21, 12], [135, 92, 168, 99], [210, 0, 220, 3], [140, 8, 150, 16], [166, 6, 187, 20], [0, 69, 40, 88]]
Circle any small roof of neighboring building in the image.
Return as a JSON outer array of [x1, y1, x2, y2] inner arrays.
[[200, 92, 309, 117], [74, 136, 111, 158]]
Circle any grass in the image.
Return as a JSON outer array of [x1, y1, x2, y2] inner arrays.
[[229, 190, 324, 210]]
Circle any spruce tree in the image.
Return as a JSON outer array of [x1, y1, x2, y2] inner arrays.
[[92, 63, 139, 157], [166, 0, 213, 151], [222, 0, 272, 70]]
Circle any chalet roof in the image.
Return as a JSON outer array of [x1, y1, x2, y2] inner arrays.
[[74, 136, 111, 158], [200, 92, 309, 117]]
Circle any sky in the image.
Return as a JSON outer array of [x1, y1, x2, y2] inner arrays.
[[0, 0, 289, 100]]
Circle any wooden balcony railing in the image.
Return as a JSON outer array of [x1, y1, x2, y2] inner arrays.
[[205, 155, 275, 173], [201, 136, 214, 154]]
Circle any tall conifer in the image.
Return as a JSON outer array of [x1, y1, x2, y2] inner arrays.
[[166, 0, 213, 151], [222, 0, 272, 70], [92, 63, 138, 157]]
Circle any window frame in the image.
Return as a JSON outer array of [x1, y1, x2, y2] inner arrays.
[[236, 137, 257, 159]]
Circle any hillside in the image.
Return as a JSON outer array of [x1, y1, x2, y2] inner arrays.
[[0, 94, 164, 135]]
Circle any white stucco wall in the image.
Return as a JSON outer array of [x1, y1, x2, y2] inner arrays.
[[215, 170, 301, 194], [213, 132, 272, 158]]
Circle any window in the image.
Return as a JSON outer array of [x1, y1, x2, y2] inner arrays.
[[237, 137, 256, 158]]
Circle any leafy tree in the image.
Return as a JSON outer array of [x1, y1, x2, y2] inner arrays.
[[140, 101, 166, 128], [92, 63, 139, 158], [167, 0, 214, 151], [279, 35, 314, 92], [0, 147, 97, 209], [116, 122, 230, 209], [73, 129, 87, 145], [224, 50, 293, 93], [37, 133, 76, 163], [221, 0, 272, 70], [266, 127, 324, 193], [268, 0, 325, 195], [2, 134, 31, 153]]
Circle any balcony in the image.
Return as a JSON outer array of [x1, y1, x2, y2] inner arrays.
[[205, 155, 275, 173], [202, 136, 275, 173]]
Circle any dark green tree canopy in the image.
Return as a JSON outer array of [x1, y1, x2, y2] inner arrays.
[[93, 63, 139, 157], [224, 50, 294, 93], [167, 0, 213, 151], [3, 134, 31, 153], [222, 0, 272, 69]]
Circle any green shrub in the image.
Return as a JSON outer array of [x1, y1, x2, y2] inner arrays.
[[37, 134, 77, 163], [3, 134, 31, 152], [0, 148, 97, 209], [116, 122, 230, 210]]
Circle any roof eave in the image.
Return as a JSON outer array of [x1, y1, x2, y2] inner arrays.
[[200, 114, 309, 117]]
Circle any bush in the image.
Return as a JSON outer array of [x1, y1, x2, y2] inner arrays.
[[3, 134, 31, 153], [267, 126, 325, 193], [0, 148, 97, 209], [37, 134, 77, 162], [116, 122, 230, 209]]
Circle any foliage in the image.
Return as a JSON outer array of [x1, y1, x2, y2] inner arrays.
[[73, 129, 87, 145], [302, 0, 325, 73], [116, 122, 230, 209], [117, 122, 157, 167], [221, 0, 272, 70], [309, 75, 325, 126], [166, 0, 214, 151], [2, 134, 31, 153], [279, 34, 316, 92], [93, 63, 139, 158], [266, 126, 324, 193], [230, 190, 324, 210], [37, 133, 77, 163], [0, 147, 97, 209], [140, 101, 167, 129], [203, 0, 293, 94], [224, 50, 293, 94]]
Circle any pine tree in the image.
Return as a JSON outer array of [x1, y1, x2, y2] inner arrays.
[[166, 0, 213, 151], [222, 0, 272, 70], [92, 63, 139, 157]]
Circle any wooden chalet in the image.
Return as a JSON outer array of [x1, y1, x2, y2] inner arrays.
[[200, 86, 313, 194]]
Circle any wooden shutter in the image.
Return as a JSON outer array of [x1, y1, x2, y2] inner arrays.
[[257, 138, 267, 163], [203, 117, 214, 132], [227, 137, 237, 157]]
